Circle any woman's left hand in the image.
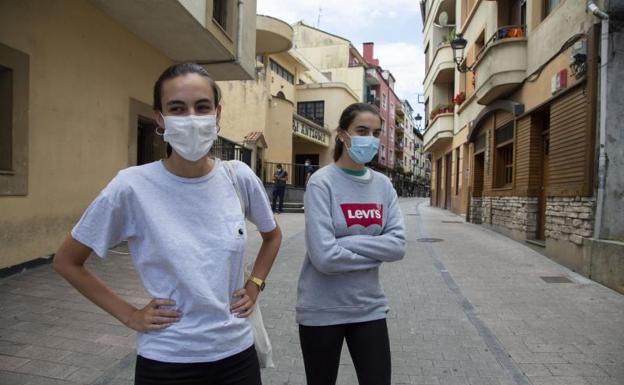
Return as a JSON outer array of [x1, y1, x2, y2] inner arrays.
[[230, 283, 259, 318]]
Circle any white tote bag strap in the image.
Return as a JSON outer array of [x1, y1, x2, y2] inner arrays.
[[223, 160, 246, 217]]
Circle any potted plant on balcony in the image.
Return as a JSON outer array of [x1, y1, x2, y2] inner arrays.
[[429, 104, 453, 121], [452, 92, 466, 107]]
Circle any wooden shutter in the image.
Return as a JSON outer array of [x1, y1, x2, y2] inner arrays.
[[547, 85, 593, 196]]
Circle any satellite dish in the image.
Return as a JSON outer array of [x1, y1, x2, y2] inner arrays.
[[438, 11, 449, 26]]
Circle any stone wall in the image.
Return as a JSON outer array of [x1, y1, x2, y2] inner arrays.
[[545, 197, 595, 245], [489, 197, 539, 238], [470, 197, 483, 224]]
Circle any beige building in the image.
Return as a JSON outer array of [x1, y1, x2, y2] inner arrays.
[[421, 0, 620, 291], [217, 18, 360, 189], [0, 0, 263, 270]]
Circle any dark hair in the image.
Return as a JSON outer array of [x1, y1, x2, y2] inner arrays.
[[333, 103, 381, 162], [153, 63, 222, 157]]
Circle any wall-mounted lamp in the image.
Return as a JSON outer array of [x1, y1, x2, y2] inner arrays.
[[450, 33, 474, 73]]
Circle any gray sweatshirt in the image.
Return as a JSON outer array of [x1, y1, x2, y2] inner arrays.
[[296, 164, 406, 326]]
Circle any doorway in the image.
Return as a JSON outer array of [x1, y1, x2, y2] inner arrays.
[[537, 133, 550, 240], [295, 154, 319, 187], [445, 152, 452, 209], [137, 117, 166, 165], [436, 158, 442, 207]]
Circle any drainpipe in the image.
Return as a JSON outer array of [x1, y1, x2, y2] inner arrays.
[[587, 1, 609, 239], [236, 0, 244, 64]]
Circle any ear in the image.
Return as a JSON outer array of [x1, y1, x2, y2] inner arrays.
[[216, 104, 222, 123], [155, 111, 165, 128]]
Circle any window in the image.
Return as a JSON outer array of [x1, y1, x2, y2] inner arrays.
[[0, 65, 12, 171], [494, 123, 514, 188], [213, 0, 228, 31], [382, 93, 387, 110], [424, 44, 430, 75], [297, 101, 324, 126], [544, 0, 560, 19], [270, 59, 294, 84], [0, 43, 29, 196]]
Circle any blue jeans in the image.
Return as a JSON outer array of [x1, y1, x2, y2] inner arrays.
[[272, 185, 285, 212]]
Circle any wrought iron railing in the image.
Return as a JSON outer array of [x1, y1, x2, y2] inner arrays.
[[211, 136, 252, 166], [476, 25, 526, 62], [263, 162, 320, 188]]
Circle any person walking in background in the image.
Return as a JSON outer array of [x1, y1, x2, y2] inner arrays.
[[272, 164, 288, 214], [304, 159, 315, 187], [53, 63, 282, 385], [296, 102, 406, 385]]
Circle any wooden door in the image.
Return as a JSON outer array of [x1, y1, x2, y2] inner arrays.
[[445, 153, 452, 209], [537, 134, 549, 240]]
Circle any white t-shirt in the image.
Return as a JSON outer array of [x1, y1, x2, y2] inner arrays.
[[71, 159, 276, 363]]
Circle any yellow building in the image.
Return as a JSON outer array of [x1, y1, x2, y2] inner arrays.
[[421, 0, 620, 291], [0, 0, 261, 270], [217, 17, 360, 190]]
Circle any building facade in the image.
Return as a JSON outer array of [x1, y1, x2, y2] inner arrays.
[[217, 18, 359, 191], [421, 0, 623, 292], [0, 0, 262, 270]]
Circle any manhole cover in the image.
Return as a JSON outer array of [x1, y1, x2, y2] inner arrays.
[[540, 276, 573, 283], [417, 238, 444, 243], [441, 221, 463, 223]]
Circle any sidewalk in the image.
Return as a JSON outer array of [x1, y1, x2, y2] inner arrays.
[[0, 199, 622, 384]]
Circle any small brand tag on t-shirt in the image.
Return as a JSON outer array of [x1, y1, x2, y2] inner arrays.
[[340, 203, 383, 227]]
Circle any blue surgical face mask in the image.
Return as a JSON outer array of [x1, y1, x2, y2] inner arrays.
[[346, 134, 380, 165]]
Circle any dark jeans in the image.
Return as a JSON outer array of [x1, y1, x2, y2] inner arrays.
[[299, 319, 391, 385], [272, 185, 285, 212], [134, 345, 261, 385]]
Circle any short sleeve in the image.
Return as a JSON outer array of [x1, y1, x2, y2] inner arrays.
[[71, 175, 136, 258], [232, 161, 277, 233]]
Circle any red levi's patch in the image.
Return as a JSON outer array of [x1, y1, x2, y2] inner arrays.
[[340, 203, 384, 228]]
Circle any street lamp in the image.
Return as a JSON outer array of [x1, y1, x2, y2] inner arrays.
[[450, 33, 473, 73], [414, 113, 422, 131]]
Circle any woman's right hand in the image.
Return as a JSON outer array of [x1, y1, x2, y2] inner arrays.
[[125, 299, 182, 332]]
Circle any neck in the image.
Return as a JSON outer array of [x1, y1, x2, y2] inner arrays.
[[163, 153, 214, 178], [335, 152, 365, 171]]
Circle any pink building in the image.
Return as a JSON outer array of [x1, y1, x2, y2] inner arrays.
[[362, 42, 401, 173]]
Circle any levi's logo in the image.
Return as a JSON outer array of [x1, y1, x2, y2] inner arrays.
[[340, 203, 383, 228]]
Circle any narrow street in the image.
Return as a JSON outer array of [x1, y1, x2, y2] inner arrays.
[[0, 198, 622, 385]]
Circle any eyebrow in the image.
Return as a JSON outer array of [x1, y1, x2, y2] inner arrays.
[[166, 100, 186, 107], [165, 98, 214, 107]]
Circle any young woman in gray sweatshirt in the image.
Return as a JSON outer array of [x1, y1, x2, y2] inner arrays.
[[297, 103, 406, 385]]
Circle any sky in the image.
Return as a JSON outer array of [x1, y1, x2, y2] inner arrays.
[[257, 0, 426, 125]]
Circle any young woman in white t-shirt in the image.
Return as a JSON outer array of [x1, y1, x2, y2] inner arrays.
[[54, 63, 282, 385]]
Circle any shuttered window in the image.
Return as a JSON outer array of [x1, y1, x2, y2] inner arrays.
[[494, 122, 514, 188]]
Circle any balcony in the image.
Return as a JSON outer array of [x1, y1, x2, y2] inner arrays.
[[395, 141, 405, 153], [292, 114, 330, 147], [423, 113, 454, 152], [89, 0, 257, 80], [473, 26, 528, 105], [256, 15, 293, 55], [395, 121, 405, 134], [365, 68, 381, 85], [424, 44, 455, 93]]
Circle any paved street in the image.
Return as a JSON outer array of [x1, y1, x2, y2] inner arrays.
[[1, 198, 623, 385]]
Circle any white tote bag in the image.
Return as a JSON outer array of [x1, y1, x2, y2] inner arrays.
[[224, 161, 275, 368]]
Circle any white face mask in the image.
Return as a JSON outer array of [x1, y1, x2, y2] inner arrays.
[[161, 114, 218, 161]]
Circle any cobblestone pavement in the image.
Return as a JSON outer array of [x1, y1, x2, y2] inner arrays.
[[1, 198, 623, 385]]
